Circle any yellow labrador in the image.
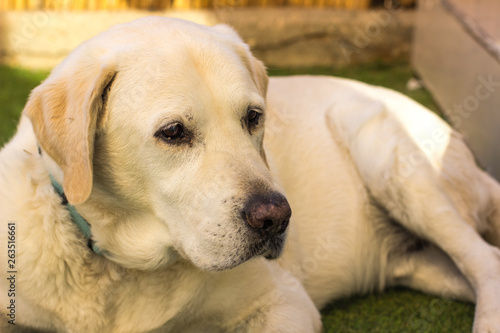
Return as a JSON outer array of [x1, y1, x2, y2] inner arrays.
[[1, 17, 500, 332]]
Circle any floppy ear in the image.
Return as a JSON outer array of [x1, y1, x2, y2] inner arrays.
[[212, 24, 269, 97], [250, 57, 269, 98], [212, 24, 242, 39], [24, 60, 116, 205]]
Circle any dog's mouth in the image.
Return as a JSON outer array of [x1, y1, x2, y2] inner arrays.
[[196, 233, 287, 272], [260, 234, 287, 260], [240, 233, 287, 263]]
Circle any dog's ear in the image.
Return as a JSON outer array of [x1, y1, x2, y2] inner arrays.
[[212, 24, 269, 97], [24, 58, 116, 205], [250, 57, 268, 98], [212, 24, 242, 39]]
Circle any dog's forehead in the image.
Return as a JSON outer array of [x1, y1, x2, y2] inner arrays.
[[111, 27, 263, 119]]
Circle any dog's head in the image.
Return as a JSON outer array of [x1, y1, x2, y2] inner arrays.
[[24, 17, 291, 271]]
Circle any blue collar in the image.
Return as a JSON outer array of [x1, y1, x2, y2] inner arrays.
[[49, 174, 104, 256], [38, 144, 104, 256]]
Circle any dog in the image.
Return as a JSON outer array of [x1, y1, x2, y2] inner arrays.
[[1, 16, 500, 332]]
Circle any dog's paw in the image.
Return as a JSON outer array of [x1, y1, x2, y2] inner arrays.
[[236, 285, 322, 333], [250, 305, 322, 333], [473, 290, 500, 333], [473, 318, 500, 333]]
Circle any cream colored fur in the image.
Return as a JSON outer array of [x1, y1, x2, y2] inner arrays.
[[1, 17, 500, 332]]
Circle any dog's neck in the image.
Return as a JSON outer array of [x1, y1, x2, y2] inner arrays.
[[37, 144, 105, 256], [38, 144, 182, 270]]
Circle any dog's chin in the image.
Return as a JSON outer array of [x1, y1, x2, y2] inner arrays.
[[192, 234, 287, 272], [261, 234, 287, 260]]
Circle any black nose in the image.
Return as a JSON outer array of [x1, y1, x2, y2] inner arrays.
[[242, 192, 291, 237]]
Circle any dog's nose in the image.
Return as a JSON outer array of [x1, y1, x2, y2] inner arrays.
[[242, 193, 291, 237]]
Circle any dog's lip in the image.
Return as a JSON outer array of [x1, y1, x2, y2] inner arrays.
[[182, 228, 288, 271], [263, 249, 281, 260], [257, 233, 287, 260], [206, 234, 286, 271], [227, 236, 284, 268]]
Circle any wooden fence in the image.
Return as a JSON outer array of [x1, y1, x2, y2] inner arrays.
[[0, 0, 377, 10]]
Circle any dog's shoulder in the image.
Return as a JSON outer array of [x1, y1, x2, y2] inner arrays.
[[0, 116, 42, 225], [0, 117, 110, 330]]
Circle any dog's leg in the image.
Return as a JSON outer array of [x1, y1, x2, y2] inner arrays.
[[390, 245, 475, 302], [327, 99, 500, 332], [481, 174, 500, 248], [202, 259, 322, 333]]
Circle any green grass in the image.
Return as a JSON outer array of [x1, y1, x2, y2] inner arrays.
[[0, 63, 474, 332], [267, 62, 441, 116], [321, 288, 473, 332], [0, 66, 49, 146]]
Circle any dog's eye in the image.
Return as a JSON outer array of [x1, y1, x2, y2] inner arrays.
[[247, 109, 262, 129], [155, 123, 188, 144]]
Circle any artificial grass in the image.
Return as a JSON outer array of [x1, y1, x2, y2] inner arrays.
[[0, 66, 49, 145], [267, 62, 441, 116], [0, 63, 475, 331], [321, 288, 473, 332]]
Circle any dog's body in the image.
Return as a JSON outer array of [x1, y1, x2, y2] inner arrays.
[[1, 17, 500, 332]]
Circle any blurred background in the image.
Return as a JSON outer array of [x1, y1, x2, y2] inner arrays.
[[1, 0, 499, 332]]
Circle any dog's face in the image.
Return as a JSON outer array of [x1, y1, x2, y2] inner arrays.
[[25, 17, 291, 271]]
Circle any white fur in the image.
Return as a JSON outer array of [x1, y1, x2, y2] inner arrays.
[[1, 17, 500, 332]]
